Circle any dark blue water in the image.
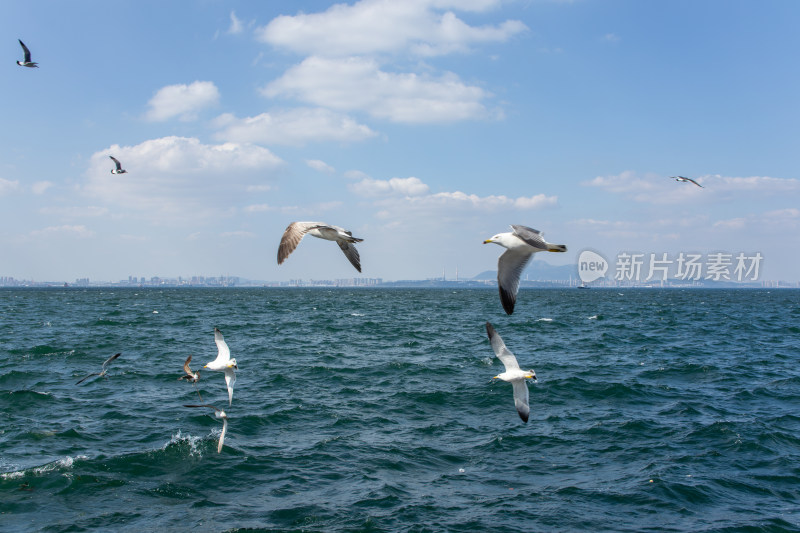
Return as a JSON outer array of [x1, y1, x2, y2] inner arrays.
[[1, 288, 799, 531]]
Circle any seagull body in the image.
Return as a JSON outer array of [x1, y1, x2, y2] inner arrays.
[[483, 225, 567, 315], [16, 40, 38, 68], [671, 176, 703, 188], [109, 156, 127, 174], [278, 221, 363, 272], [485, 323, 536, 423], [204, 328, 237, 405], [76, 353, 121, 385], [184, 404, 228, 453]]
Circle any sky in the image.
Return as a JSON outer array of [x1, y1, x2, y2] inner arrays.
[[1, 0, 799, 283]]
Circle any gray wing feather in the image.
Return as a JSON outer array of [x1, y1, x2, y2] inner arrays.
[[497, 250, 533, 315], [277, 222, 325, 264], [485, 322, 521, 372], [512, 380, 530, 422], [337, 241, 362, 272], [510, 225, 548, 250]]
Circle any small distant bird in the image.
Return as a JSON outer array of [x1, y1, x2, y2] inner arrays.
[[204, 328, 237, 406], [483, 225, 567, 315], [671, 176, 703, 188], [278, 222, 364, 272], [184, 404, 228, 453], [16, 40, 38, 68], [109, 156, 127, 174], [76, 353, 121, 385], [486, 322, 536, 423]]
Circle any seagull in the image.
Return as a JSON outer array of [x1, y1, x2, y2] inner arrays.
[[278, 222, 363, 273], [184, 404, 228, 453], [485, 322, 536, 423], [203, 328, 237, 406], [178, 355, 203, 401], [16, 40, 38, 68], [483, 225, 567, 315], [76, 353, 121, 385], [109, 156, 127, 174], [670, 175, 703, 188]]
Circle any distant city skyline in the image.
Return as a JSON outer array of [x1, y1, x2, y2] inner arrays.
[[2, 1, 798, 282]]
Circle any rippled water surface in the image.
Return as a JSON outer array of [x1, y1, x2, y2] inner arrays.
[[1, 287, 799, 531]]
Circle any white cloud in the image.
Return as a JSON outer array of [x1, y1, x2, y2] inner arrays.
[[306, 159, 336, 174], [39, 206, 110, 218], [83, 137, 284, 223], [145, 81, 220, 122], [0, 178, 21, 195], [349, 176, 430, 197], [256, 0, 526, 57], [214, 108, 378, 145], [32, 181, 54, 195], [30, 225, 94, 239], [263, 56, 493, 123], [228, 11, 244, 34]]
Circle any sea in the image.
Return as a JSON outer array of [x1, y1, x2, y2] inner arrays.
[[1, 287, 798, 532]]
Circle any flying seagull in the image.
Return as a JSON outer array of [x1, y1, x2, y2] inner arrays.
[[178, 355, 203, 401], [109, 156, 127, 174], [76, 353, 121, 385], [485, 322, 536, 423], [671, 175, 703, 188], [278, 222, 363, 272], [204, 328, 237, 406], [483, 225, 567, 315], [184, 404, 228, 453], [16, 40, 38, 68]]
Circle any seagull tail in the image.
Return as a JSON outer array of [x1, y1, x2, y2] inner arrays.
[[547, 244, 567, 253]]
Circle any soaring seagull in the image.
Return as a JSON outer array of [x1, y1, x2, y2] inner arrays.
[[76, 353, 121, 385], [16, 40, 38, 68], [203, 328, 237, 406], [184, 404, 228, 453], [178, 355, 200, 383], [670, 175, 703, 188], [486, 322, 536, 423], [109, 156, 127, 174], [483, 225, 567, 315], [277, 222, 364, 272]]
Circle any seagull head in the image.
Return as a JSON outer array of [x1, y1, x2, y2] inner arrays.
[[525, 370, 537, 382], [227, 358, 238, 370], [483, 233, 507, 246]]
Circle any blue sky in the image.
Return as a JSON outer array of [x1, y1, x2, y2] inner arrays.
[[2, 0, 798, 282]]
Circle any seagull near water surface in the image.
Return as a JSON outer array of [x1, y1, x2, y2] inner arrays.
[[76, 353, 121, 385], [109, 156, 127, 174], [277, 222, 364, 273], [670, 175, 703, 188], [483, 225, 567, 315], [486, 323, 536, 423], [204, 328, 237, 406], [16, 40, 38, 68], [184, 404, 228, 453]]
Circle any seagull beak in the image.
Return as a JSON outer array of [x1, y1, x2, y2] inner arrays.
[[483, 239, 492, 244]]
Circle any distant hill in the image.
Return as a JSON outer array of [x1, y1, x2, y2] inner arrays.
[[472, 260, 575, 281]]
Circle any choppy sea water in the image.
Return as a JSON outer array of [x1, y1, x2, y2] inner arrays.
[[1, 287, 798, 532]]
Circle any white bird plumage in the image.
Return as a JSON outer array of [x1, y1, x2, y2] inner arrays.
[[486, 322, 536, 423], [483, 225, 567, 315], [277, 221, 363, 273], [204, 328, 237, 405]]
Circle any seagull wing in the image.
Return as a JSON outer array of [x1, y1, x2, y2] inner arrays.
[[212, 328, 230, 366], [511, 380, 530, 423], [336, 241, 362, 272], [224, 367, 236, 406], [109, 156, 123, 171], [497, 249, 533, 315], [183, 355, 193, 375], [687, 178, 703, 188], [510, 225, 548, 251], [277, 222, 325, 265], [19, 40, 31, 62], [101, 352, 121, 371], [218, 417, 227, 453], [485, 322, 521, 372], [76, 372, 99, 385]]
